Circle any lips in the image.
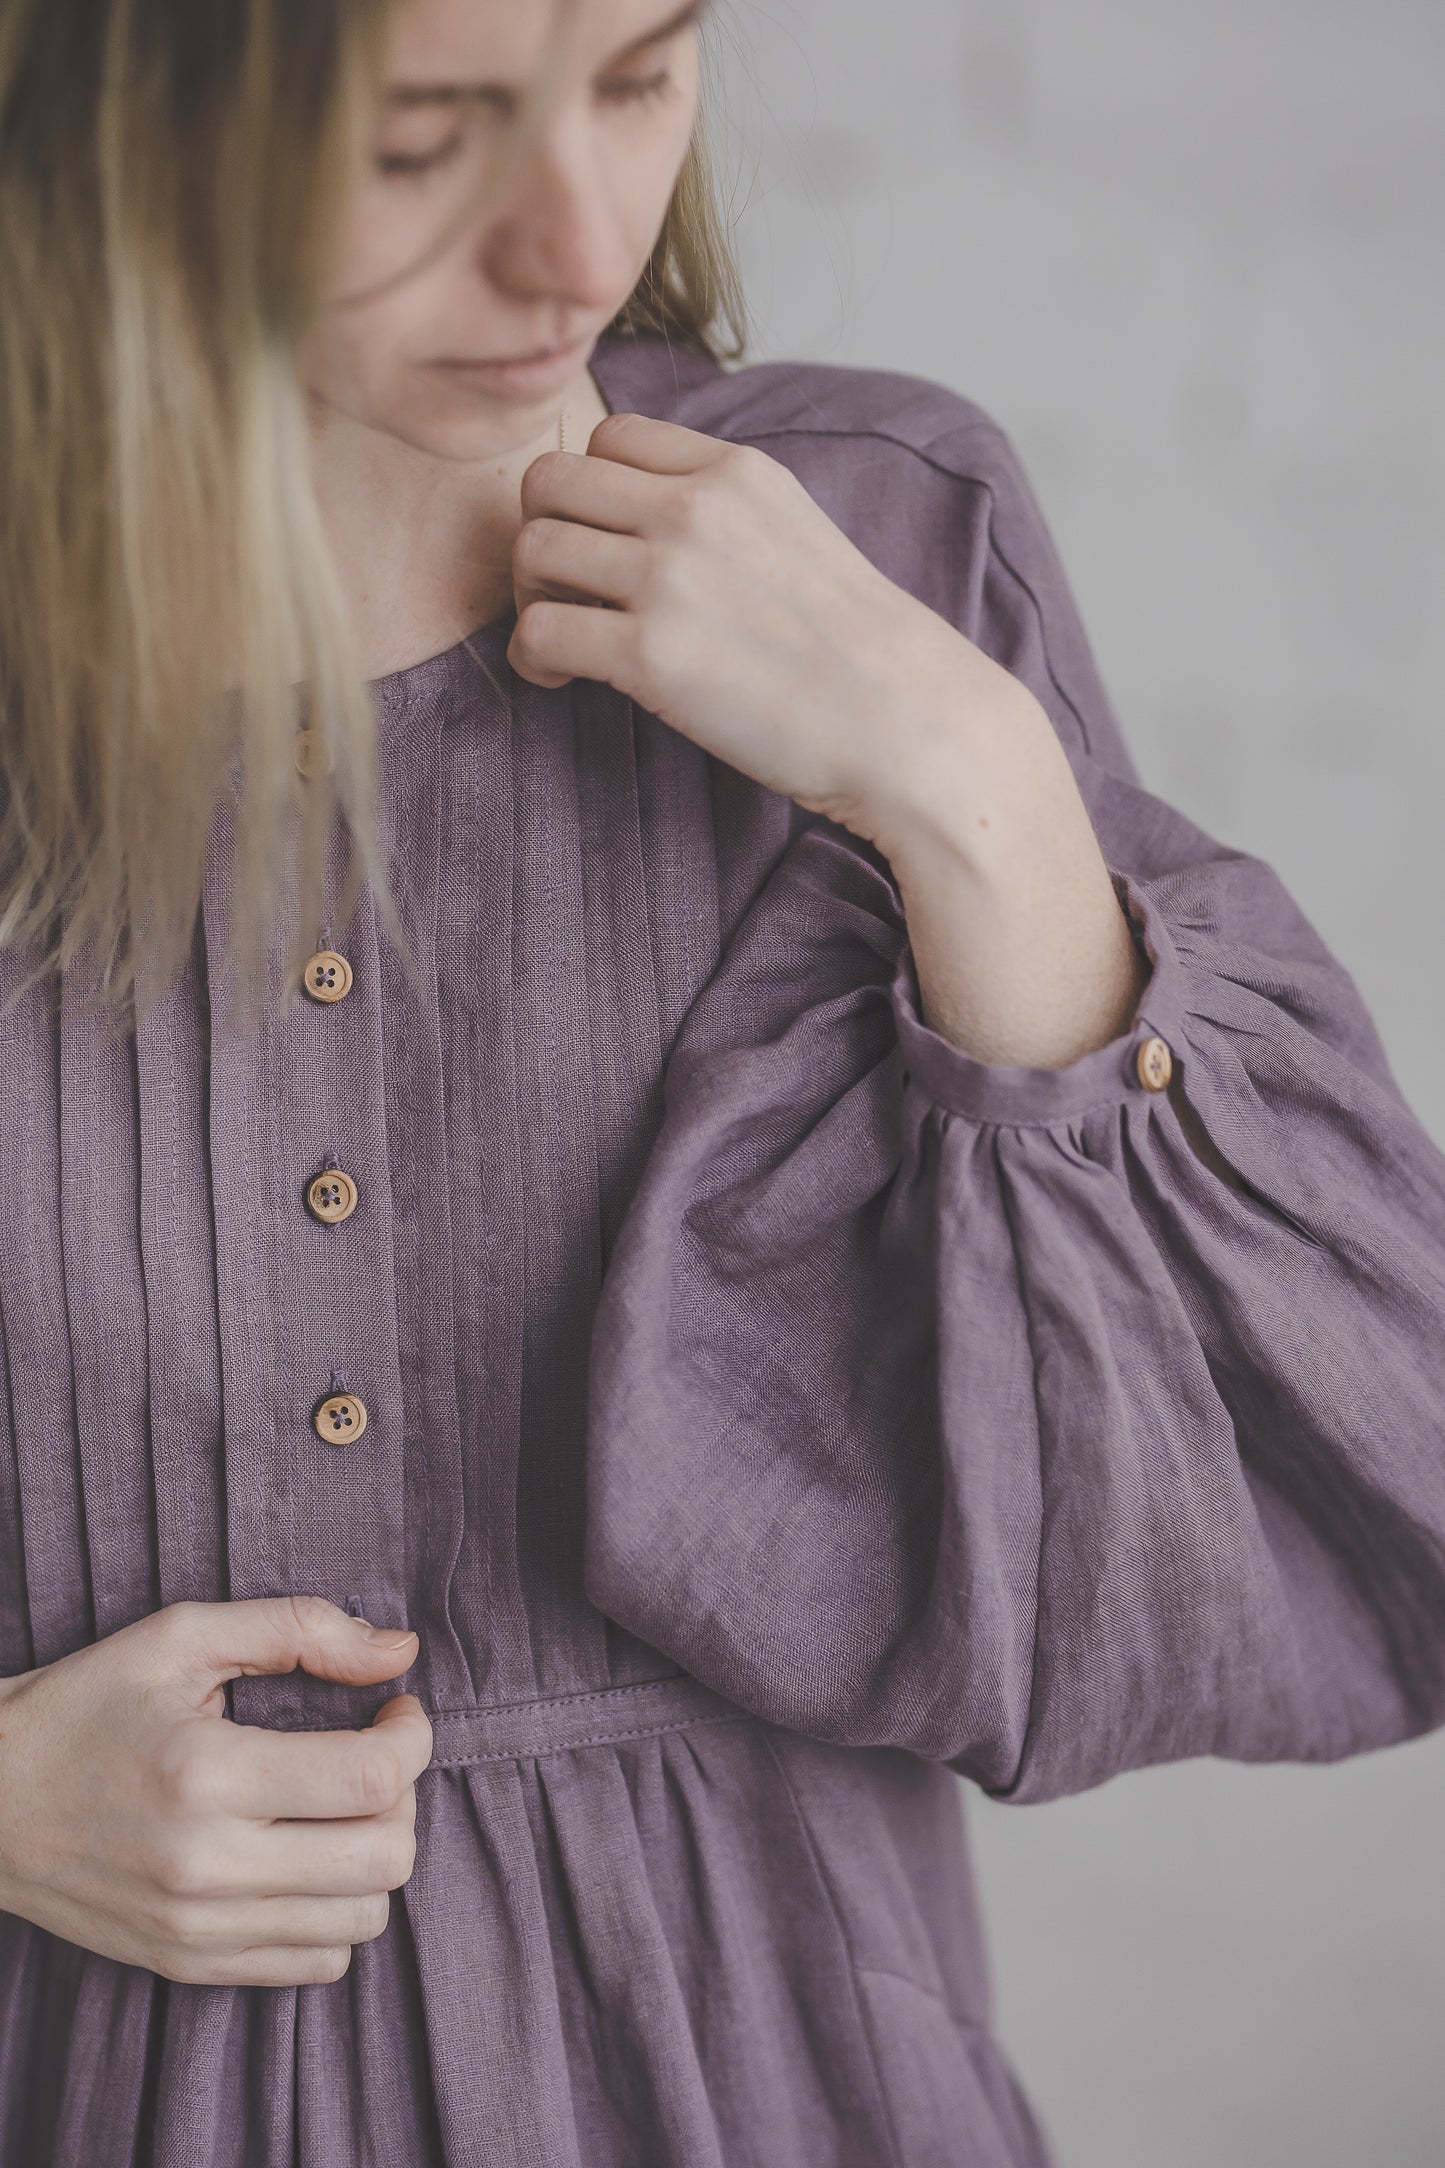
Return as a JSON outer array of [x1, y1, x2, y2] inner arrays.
[[438, 333, 589, 366]]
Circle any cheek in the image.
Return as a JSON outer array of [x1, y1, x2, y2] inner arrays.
[[318, 190, 452, 314], [298, 293, 430, 420], [619, 103, 700, 256]]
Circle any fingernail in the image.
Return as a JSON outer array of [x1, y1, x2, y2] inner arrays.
[[363, 1625, 417, 1648]]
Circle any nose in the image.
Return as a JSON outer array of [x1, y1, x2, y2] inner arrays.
[[480, 128, 638, 315]]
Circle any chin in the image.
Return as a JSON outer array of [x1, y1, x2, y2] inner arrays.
[[386, 398, 542, 465]]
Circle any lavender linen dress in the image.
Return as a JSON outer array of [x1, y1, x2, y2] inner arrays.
[[2, 324, 1444, 2167]]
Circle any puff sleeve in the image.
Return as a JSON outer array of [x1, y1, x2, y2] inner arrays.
[[580, 415, 1445, 1806]]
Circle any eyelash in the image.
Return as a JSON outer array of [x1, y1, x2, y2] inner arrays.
[[376, 69, 677, 177], [605, 66, 677, 110]]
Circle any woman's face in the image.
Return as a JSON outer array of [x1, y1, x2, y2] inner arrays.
[[301, 0, 705, 458]]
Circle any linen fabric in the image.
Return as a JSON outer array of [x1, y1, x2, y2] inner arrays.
[[1, 325, 1443, 2166]]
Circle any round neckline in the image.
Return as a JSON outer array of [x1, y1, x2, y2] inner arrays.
[[368, 596, 517, 693]]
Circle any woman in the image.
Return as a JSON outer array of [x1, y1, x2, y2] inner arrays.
[[0, 0, 1441, 2161]]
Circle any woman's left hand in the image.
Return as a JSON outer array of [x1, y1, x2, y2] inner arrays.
[[507, 411, 1027, 850]]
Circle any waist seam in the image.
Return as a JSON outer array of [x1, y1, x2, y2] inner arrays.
[[421, 1671, 753, 1766]]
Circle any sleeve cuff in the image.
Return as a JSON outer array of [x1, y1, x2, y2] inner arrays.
[[889, 866, 1193, 1126]]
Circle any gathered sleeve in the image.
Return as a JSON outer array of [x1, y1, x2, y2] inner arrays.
[[581, 412, 1445, 1806]]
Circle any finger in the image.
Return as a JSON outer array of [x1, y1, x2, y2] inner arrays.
[[161, 1594, 419, 1699], [519, 446, 668, 535], [508, 598, 631, 692], [218, 1793, 417, 1901], [220, 1707, 432, 1821], [513, 517, 645, 609], [583, 409, 725, 477], [205, 1943, 353, 1989], [174, 1889, 391, 1953]]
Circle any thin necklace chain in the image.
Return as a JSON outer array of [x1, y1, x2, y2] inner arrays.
[[558, 406, 567, 454]]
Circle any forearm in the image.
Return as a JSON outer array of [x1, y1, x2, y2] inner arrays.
[[870, 686, 1148, 1070]]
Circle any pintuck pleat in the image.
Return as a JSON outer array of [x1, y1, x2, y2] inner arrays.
[[58, 958, 156, 1642], [0, 954, 89, 1669], [132, 917, 231, 1615]]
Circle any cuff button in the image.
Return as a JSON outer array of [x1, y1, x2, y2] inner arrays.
[[1135, 1035, 1173, 1092]]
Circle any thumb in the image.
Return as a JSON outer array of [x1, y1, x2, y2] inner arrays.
[[161, 1595, 419, 1696]]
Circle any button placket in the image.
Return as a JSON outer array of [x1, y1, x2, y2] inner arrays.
[[302, 915, 367, 1438], [206, 784, 406, 1731]]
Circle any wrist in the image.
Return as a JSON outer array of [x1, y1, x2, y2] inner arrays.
[[859, 677, 1073, 877]]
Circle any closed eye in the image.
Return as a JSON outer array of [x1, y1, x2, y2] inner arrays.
[[600, 67, 678, 107], [375, 65, 682, 178], [375, 139, 465, 178]]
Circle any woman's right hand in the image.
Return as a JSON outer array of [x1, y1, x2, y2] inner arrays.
[[0, 1597, 433, 1987]]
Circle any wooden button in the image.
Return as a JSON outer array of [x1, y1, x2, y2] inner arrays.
[[303, 950, 353, 1003], [308, 1168, 358, 1224], [293, 729, 335, 779], [1135, 1035, 1173, 1092], [314, 1392, 367, 1443]]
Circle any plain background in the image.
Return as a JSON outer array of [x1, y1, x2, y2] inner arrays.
[[702, 3, 1445, 2163]]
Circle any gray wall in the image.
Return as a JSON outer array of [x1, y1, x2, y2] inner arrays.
[[706, 3, 1445, 2161]]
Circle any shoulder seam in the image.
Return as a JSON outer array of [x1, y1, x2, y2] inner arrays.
[[725, 421, 1100, 763]]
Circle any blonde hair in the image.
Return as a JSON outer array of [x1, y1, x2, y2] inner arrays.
[[0, 0, 747, 1034]]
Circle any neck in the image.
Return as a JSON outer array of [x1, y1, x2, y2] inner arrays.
[[306, 360, 613, 681]]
